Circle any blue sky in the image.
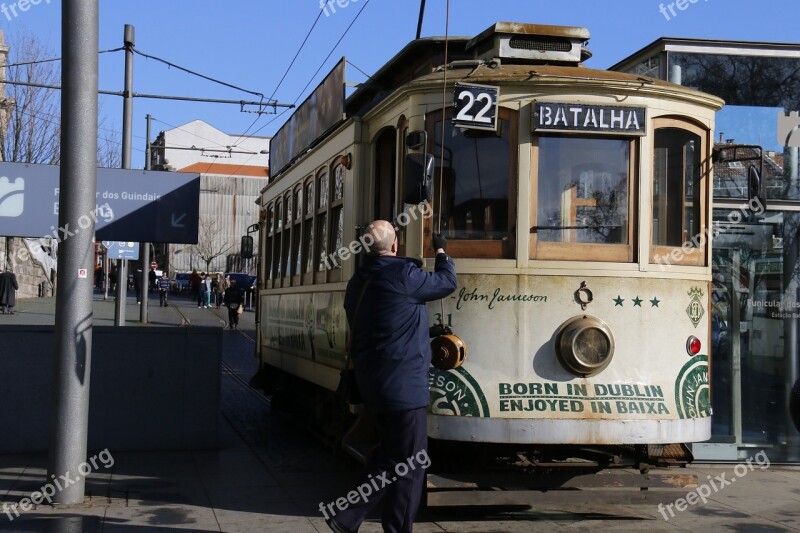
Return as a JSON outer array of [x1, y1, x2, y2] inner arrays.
[[2, 0, 799, 167]]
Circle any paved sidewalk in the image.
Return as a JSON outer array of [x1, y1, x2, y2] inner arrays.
[[1, 295, 800, 531]]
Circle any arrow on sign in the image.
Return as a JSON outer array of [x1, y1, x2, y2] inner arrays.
[[171, 213, 187, 228]]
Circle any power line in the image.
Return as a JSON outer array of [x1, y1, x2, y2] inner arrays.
[[1, 48, 124, 69], [248, 0, 372, 140], [132, 47, 266, 100], [231, 5, 327, 147]]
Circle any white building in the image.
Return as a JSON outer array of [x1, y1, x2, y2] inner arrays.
[[150, 120, 269, 275]]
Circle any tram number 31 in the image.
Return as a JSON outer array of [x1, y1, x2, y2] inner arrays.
[[452, 83, 499, 131]]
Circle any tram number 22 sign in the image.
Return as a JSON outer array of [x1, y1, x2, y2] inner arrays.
[[453, 83, 499, 131]]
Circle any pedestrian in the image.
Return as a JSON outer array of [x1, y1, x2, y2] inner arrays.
[[157, 270, 171, 307], [133, 269, 142, 304], [148, 267, 157, 293], [109, 265, 118, 292], [223, 279, 243, 330], [189, 269, 201, 303], [324, 221, 456, 533], [199, 272, 211, 308], [0, 265, 19, 315], [204, 274, 213, 308], [214, 273, 227, 308]]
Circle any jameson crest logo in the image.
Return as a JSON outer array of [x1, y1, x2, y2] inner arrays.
[[675, 354, 710, 419], [429, 367, 490, 417]]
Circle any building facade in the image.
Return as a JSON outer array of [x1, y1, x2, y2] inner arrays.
[[612, 38, 800, 461], [150, 120, 269, 276]]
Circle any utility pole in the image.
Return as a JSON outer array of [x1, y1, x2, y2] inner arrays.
[[114, 24, 134, 326], [48, 0, 98, 505], [140, 113, 152, 323]]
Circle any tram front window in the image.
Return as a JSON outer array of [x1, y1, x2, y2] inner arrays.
[[427, 108, 516, 258], [536, 137, 631, 246]]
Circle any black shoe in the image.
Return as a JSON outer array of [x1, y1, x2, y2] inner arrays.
[[325, 518, 355, 533]]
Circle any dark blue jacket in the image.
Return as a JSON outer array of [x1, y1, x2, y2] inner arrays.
[[344, 253, 457, 414]]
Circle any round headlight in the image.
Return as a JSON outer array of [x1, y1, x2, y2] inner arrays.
[[555, 315, 615, 377]]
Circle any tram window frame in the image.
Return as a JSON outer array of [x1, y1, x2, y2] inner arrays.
[[291, 184, 303, 286], [265, 202, 275, 288], [423, 107, 518, 259], [651, 118, 709, 267], [280, 191, 292, 286], [328, 160, 346, 283], [302, 176, 315, 285], [530, 134, 638, 262], [314, 168, 330, 284]]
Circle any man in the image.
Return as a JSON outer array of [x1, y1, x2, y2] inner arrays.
[[0, 265, 19, 315], [224, 279, 244, 330], [157, 271, 171, 307], [326, 221, 456, 533]]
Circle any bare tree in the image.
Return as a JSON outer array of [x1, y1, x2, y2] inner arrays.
[[193, 217, 231, 273], [0, 30, 122, 167], [0, 30, 60, 164]]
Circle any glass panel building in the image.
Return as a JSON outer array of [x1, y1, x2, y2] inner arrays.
[[612, 38, 800, 462]]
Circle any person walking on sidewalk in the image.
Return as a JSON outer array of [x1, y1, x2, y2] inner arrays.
[[157, 271, 171, 307], [0, 265, 19, 315], [214, 273, 227, 308], [223, 279, 244, 330], [324, 221, 456, 533]]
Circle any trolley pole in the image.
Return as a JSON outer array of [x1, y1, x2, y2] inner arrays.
[[139, 113, 152, 323], [48, 0, 99, 505], [114, 24, 134, 326]]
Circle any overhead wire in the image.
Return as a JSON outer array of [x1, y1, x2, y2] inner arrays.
[[248, 0, 372, 140], [1, 48, 124, 69], [230, 4, 327, 147]]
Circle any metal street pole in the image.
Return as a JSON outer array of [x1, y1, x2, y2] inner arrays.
[[114, 24, 134, 326], [140, 113, 152, 323], [48, 0, 98, 505]]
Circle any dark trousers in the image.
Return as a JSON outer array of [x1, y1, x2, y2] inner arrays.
[[334, 407, 427, 533], [159, 290, 168, 306], [227, 305, 239, 328]]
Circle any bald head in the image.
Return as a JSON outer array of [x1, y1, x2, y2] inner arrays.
[[365, 220, 397, 256]]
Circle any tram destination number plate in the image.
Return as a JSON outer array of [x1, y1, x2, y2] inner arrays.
[[453, 83, 499, 131]]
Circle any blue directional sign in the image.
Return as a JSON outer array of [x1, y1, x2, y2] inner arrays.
[[0, 162, 199, 243], [104, 241, 139, 260]]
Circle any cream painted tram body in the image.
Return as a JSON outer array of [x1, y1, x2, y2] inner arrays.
[[255, 23, 723, 453]]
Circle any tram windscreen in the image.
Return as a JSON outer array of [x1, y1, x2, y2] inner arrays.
[[537, 137, 630, 244], [431, 117, 511, 241]]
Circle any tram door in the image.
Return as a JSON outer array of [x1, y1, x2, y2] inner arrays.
[[373, 127, 404, 255], [695, 211, 800, 461]]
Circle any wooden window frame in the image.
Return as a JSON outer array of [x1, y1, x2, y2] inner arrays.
[[302, 176, 315, 286], [423, 107, 518, 259], [327, 160, 346, 283], [650, 118, 709, 267], [530, 134, 638, 263], [314, 168, 330, 285], [291, 184, 303, 286], [280, 191, 293, 287]]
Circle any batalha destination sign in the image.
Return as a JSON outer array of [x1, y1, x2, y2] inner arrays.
[[534, 102, 646, 135]]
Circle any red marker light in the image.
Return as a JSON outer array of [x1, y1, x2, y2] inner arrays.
[[686, 336, 702, 356]]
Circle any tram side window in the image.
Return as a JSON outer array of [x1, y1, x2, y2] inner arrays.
[[281, 192, 292, 281], [266, 203, 275, 283], [315, 169, 329, 280], [652, 122, 707, 266], [532, 136, 633, 262], [426, 108, 517, 258]]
